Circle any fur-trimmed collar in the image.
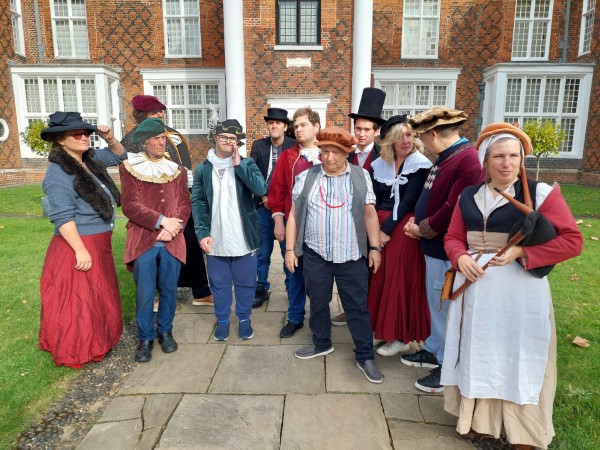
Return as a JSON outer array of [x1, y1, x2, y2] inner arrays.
[[48, 149, 121, 220]]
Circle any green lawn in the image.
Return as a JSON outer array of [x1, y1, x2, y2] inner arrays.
[[0, 183, 599, 449]]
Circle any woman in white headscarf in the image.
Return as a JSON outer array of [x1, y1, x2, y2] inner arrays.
[[442, 123, 583, 449]]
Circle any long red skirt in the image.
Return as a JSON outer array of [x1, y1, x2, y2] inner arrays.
[[39, 232, 123, 368], [368, 211, 430, 343]]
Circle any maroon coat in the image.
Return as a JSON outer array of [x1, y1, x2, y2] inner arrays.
[[120, 164, 191, 266]]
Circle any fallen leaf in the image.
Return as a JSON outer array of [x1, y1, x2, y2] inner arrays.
[[585, 224, 592, 228], [572, 336, 590, 348], [571, 273, 580, 282], [576, 219, 584, 225], [591, 236, 599, 241]]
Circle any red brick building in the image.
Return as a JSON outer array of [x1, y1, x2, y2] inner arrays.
[[1, 0, 598, 185]]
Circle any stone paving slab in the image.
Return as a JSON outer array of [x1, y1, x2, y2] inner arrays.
[[380, 393, 423, 422], [177, 299, 216, 315], [208, 345, 326, 394], [157, 394, 283, 449], [143, 394, 182, 429], [137, 427, 163, 450], [419, 393, 457, 426], [388, 421, 473, 449], [281, 394, 392, 449], [77, 419, 142, 450], [97, 395, 144, 423], [172, 313, 216, 343], [119, 344, 224, 395], [326, 344, 431, 393]]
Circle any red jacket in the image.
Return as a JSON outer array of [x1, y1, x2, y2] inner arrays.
[[267, 144, 315, 219], [120, 164, 191, 266]]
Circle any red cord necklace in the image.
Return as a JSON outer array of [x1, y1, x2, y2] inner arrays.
[[319, 177, 349, 208]]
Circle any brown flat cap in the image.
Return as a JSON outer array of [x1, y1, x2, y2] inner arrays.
[[409, 107, 468, 133], [315, 127, 358, 153], [476, 122, 532, 156]]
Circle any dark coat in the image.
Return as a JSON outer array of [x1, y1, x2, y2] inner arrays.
[[250, 135, 296, 206], [347, 142, 381, 173]]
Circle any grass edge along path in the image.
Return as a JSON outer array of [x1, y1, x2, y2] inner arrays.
[[0, 184, 598, 449]]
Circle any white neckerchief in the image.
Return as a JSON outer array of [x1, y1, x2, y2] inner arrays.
[[372, 151, 432, 220], [355, 142, 374, 168], [300, 147, 321, 165], [207, 148, 232, 170], [124, 152, 180, 184]]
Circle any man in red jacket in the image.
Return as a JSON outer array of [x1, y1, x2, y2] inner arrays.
[[268, 107, 321, 338]]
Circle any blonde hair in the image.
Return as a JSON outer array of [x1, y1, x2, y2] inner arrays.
[[379, 122, 424, 164]]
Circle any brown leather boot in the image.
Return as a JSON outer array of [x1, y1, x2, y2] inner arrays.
[[511, 444, 535, 450]]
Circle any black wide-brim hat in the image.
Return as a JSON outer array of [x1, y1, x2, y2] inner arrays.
[[380, 114, 410, 140], [348, 87, 387, 126], [264, 107, 291, 125], [41, 111, 98, 141]]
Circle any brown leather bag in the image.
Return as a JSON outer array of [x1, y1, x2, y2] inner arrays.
[[440, 267, 456, 304]]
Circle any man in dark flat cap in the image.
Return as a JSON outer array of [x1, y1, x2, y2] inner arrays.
[[250, 107, 296, 308], [401, 107, 485, 393]]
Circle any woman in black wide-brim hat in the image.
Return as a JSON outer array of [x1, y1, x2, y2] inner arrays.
[[39, 111, 126, 368], [442, 123, 583, 449]]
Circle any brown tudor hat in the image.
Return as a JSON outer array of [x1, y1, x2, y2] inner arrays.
[[409, 107, 468, 133], [476, 122, 532, 156], [315, 127, 358, 153]]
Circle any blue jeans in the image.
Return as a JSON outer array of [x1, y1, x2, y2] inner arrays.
[[285, 249, 306, 324], [133, 246, 181, 341], [423, 255, 452, 364], [256, 207, 286, 291], [207, 253, 257, 322], [302, 246, 373, 363]]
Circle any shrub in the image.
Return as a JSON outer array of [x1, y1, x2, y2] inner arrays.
[[20, 119, 51, 156], [522, 119, 566, 180]]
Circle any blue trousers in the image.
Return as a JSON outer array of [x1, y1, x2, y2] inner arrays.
[[256, 206, 287, 291], [133, 246, 181, 341], [207, 252, 257, 322], [302, 245, 374, 363], [423, 255, 452, 364]]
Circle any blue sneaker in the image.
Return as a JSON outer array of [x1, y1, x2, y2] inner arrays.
[[239, 319, 254, 340], [214, 321, 230, 341]]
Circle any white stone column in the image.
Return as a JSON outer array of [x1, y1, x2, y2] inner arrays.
[[223, 0, 247, 153], [351, 0, 374, 115]]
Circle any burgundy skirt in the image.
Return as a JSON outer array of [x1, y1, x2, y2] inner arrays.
[[39, 231, 123, 368], [367, 211, 430, 343]]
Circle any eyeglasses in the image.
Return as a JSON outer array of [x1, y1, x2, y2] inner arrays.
[[217, 135, 237, 144], [66, 131, 92, 140]]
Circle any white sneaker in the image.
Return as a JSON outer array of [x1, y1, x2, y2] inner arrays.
[[376, 340, 410, 356], [373, 337, 385, 346]]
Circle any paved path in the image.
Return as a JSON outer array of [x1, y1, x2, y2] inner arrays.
[[77, 251, 473, 449]]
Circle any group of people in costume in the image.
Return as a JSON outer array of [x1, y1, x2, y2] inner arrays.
[[38, 86, 582, 449]]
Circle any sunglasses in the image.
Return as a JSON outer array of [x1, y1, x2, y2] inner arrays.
[[217, 135, 237, 144], [66, 131, 92, 139]]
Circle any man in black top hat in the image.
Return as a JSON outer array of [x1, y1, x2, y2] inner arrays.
[[250, 108, 297, 307], [331, 87, 386, 326]]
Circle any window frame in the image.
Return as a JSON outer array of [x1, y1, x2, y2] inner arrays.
[[140, 69, 226, 134], [578, 0, 595, 56], [482, 63, 594, 158], [162, 0, 202, 58], [276, 0, 321, 47], [373, 68, 461, 119], [511, 0, 553, 61], [49, 0, 91, 59], [401, 0, 441, 60], [10, 0, 26, 56], [10, 65, 121, 157]]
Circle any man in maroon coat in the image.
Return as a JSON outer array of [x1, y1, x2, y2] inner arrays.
[[120, 118, 191, 363]]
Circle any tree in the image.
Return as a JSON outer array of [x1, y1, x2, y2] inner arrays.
[[19, 119, 52, 156], [522, 119, 566, 181]]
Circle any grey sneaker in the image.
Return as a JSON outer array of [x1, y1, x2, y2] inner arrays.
[[400, 349, 439, 368], [357, 359, 383, 384], [294, 345, 334, 359], [415, 365, 444, 393]]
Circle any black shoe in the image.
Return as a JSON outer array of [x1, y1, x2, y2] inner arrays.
[[158, 332, 178, 353], [400, 349, 439, 368], [280, 321, 304, 338], [252, 287, 270, 308], [415, 365, 444, 393], [135, 340, 153, 363]]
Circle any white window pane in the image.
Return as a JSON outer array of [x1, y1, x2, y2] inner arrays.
[[55, 20, 71, 56], [404, 0, 420, 16], [505, 78, 522, 113], [153, 85, 167, 104], [184, 19, 200, 55], [512, 22, 529, 58], [421, 18, 438, 56], [515, 0, 531, 19], [205, 84, 219, 104], [189, 109, 203, 129], [166, 18, 182, 54], [72, 20, 90, 57], [398, 84, 412, 106], [171, 85, 185, 105], [12, 16, 22, 53], [62, 79, 78, 110], [433, 85, 447, 105], [81, 79, 96, 113], [71, 0, 86, 17], [171, 109, 186, 129], [402, 19, 419, 56], [560, 118, 575, 152], [188, 84, 202, 105], [279, 1, 297, 44], [543, 79, 560, 113], [300, 1, 318, 44], [53, 0, 69, 17], [524, 79, 541, 113], [531, 21, 548, 58], [563, 79, 580, 114], [24, 79, 41, 113], [183, 0, 198, 15], [534, 0, 551, 18], [43, 79, 59, 112], [165, 0, 180, 16], [415, 85, 430, 106], [422, 0, 438, 16], [380, 84, 395, 106]]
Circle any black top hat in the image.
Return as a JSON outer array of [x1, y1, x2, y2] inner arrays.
[[40, 111, 98, 141], [348, 88, 387, 126], [264, 108, 291, 125]]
